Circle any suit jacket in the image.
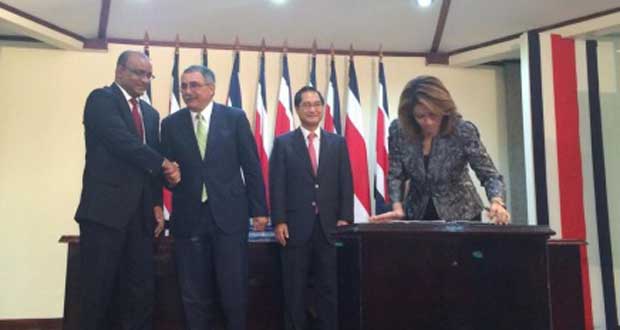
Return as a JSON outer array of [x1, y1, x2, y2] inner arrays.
[[388, 118, 506, 220], [160, 103, 268, 237], [75, 83, 164, 231], [270, 128, 353, 245]]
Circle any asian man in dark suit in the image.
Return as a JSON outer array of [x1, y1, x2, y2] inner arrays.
[[270, 86, 354, 330], [160, 65, 268, 330], [74, 50, 180, 330]]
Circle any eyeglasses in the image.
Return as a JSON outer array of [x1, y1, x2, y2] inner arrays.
[[300, 102, 323, 109], [123, 65, 155, 80], [181, 82, 210, 90]]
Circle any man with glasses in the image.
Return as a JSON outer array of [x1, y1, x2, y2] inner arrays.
[[75, 50, 180, 330], [270, 86, 353, 330], [160, 65, 268, 330]]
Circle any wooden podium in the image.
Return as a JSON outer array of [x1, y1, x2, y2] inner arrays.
[[334, 222, 555, 330], [59, 236, 283, 330], [60, 222, 582, 330]]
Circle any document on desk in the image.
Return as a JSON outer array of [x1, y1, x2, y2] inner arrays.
[[385, 220, 493, 225]]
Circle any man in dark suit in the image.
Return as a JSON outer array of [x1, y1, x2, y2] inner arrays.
[[270, 86, 354, 330], [75, 50, 180, 330], [160, 65, 268, 330]]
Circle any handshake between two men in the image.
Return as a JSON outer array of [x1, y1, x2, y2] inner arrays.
[[155, 158, 268, 235], [152, 159, 181, 238], [162, 158, 181, 186]]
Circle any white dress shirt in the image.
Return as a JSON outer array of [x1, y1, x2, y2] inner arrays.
[[190, 101, 214, 136]]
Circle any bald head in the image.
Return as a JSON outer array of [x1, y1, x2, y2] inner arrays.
[[117, 50, 149, 68], [115, 50, 153, 98]]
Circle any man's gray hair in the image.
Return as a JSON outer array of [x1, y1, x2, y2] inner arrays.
[[183, 65, 216, 84]]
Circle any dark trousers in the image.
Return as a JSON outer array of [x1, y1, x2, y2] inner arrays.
[[174, 202, 249, 330], [281, 218, 338, 330], [79, 207, 154, 330]]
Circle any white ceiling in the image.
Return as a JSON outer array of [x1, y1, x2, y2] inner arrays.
[[442, 0, 620, 50], [1, 0, 619, 53], [107, 0, 442, 52], [0, 19, 21, 36], [1, 0, 100, 37]]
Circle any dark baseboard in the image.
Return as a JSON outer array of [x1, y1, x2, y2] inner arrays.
[[0, 318, 616, 330], [0, 319, 62, 330]]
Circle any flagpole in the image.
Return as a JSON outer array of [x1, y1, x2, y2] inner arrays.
[[227, 36, 243, 108], [142, 32, 152, 104], [309, 39, 317, 87], [202, 35, 208, 68]]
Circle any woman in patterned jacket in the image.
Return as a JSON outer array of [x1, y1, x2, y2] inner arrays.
[[370, 75, 510, 224]]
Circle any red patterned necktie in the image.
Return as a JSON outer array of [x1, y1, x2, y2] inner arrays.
[[307, 132, 318, 175], [129, 98, 144, 141]]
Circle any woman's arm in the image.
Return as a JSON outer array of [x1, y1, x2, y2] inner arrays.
[[370, 202, 405, 222], [458, 121, 510, 224], [371, 121, 408, 222]]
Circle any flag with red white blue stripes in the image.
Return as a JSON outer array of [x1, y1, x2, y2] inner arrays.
[[274, 53, 294, 136], [345, 56, 371, 222], [324, 56, 341, 135], [227, 51, 242, 108], [374, 59, 391, 214]]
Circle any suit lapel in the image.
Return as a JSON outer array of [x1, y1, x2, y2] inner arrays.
[[205, 103, 222, 163], [293, 128, 315, 177], [316, 129, 329, 178], [140, 100, 155, 146], [411, 139, 426, 180], [427, 136, 445, 181], [179, 108, 204, 163]]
